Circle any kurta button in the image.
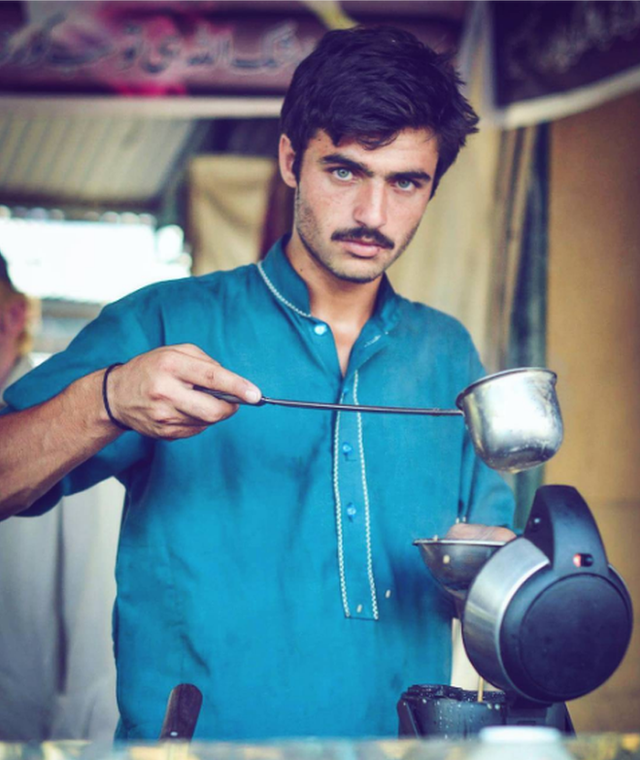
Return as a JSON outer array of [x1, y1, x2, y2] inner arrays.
[[313, 324, 328, 335], [346, 503, 357, 520], [356, 604, 363, 614], [342, 442, 352, 454]]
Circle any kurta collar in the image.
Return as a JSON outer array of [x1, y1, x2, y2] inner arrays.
[[259, 236, 401, 333]]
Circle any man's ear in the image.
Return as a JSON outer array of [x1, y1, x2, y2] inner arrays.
[[6, 297, 27, 337], [278, 134, 298, 189]]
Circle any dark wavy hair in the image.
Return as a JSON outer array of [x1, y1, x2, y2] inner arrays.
[[280, 26, 479, 195]]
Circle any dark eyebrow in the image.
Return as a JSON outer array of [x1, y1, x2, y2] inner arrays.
[[388, 170, 433, 185], [320, 153, 374, 178], [320, 153, 432, 185]]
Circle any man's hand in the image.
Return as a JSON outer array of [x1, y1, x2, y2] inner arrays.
[[106, 344, 262, 439], [444, 523, 516, 543]]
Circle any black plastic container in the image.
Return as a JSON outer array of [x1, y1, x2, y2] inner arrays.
[[398, 685, 506, 738], [397, 684, 574, 738]]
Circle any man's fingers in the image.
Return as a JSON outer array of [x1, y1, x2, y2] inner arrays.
[[176, 356, 262, 405], [144, 347, 261, 404], [106, 345, 261, 440], [444, 523, 516, 542], [139, 388, 239, 439], [172, 384, 240, 425]]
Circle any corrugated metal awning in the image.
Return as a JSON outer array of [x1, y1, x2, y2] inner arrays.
[[0, 113, 198, 210]]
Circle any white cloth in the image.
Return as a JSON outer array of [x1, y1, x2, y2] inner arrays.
[[0, 356, 123, 740], [188, 155, 276, 276]]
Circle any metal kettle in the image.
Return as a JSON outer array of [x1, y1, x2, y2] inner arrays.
[[462, 485, 633, 703]]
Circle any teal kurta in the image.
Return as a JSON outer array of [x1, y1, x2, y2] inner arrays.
[[3, 238, 514, 740]]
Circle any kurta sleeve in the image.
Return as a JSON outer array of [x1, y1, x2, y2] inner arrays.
[[458, 345, 516, 529], [2, 290, 161, 516]]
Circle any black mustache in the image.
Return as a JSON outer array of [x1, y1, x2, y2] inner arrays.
[[331, 227, 394, 250]]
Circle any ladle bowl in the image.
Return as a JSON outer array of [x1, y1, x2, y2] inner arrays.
[[456, 368, 563, 473], [414, 538, 506, 601]]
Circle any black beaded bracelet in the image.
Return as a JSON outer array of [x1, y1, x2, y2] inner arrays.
[[102, 363, 130, 431]]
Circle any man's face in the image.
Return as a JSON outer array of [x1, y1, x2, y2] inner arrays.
[[281, 128, 439, 284]]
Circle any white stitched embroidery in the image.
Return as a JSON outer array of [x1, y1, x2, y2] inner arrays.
[[363, 334, 382, 348], [353, 370, 379, 620], [332, 410, 351, 618], [257, 261, 312, 319]]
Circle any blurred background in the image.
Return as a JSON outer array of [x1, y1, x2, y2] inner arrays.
[[0, 0, 638, 741]]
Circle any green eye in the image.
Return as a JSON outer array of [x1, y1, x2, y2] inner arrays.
[[334, 168, 353, 180], [396, 179, 415, 190]]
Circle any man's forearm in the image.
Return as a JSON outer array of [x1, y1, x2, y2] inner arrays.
[[0, 370, 121, 519], [0, 344, 262, 519]]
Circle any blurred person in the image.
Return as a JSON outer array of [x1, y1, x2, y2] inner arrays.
[[0, 252, 121, 740], [0, 252, 33, 394]]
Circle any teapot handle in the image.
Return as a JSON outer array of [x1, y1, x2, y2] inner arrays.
[[523, 485, 608, 575]]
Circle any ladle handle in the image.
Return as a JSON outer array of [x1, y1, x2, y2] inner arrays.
[[524, 485, 609, 574], [195, 386, 462, 416]]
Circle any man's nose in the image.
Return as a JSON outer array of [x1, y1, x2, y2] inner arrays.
[[353, 183, 387, 229]]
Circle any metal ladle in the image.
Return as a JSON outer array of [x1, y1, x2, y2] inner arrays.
[[195, 367, 563, 473]]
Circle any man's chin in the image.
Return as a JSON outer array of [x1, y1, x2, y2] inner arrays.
[[328, 263, 386, 284]]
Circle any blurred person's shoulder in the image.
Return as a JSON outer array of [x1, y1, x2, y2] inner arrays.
[[0, 354, 35, 406]]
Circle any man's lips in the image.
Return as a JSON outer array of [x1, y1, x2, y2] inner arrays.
[[338, 239, 390, 258]]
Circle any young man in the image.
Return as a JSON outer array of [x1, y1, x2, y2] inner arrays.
[[0, 27, 514, 739]]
